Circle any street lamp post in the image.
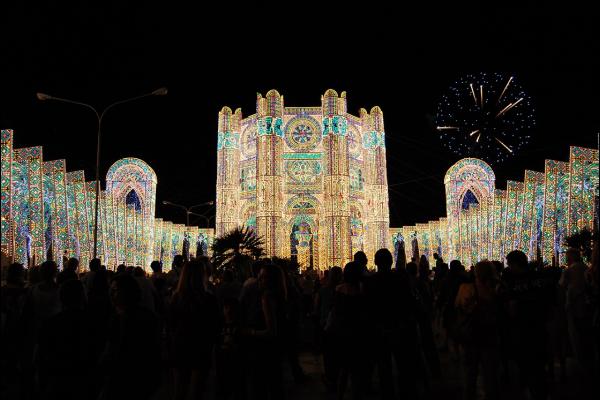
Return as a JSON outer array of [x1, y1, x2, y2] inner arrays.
[[162, 201, 214, 227], [37, 88, 168, 260]]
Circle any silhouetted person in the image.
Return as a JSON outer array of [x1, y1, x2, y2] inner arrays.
[[167, 254, 186, 292], [317, 266, 343, 391], [367, 249, 418, 399], [99, 274, 160, 400], [133, 266, 157, 313], [216, 297, 244, 400], [87, 268, 111, 363], [455, 261, 501, 400], [417, 256, 441, 378], [439, 259, 467, 358], [244, 263, 286, 399], [37, 279, 93, 400], [61, 250, 69, 269], [240, 260, 265, 329], [354, 251, 368, 272], [488, 260, 511, 380], [433, 252, 444, 269], [82, 258, 101, 293], [370, 252, 419, 399], [545, 261, 567, 383], [21, 260, 60, 399], [432, 261, 448, 305], [406, 261, 418, 292], [115, 263, 126, 275], [57, 257, 79, 285], [278, 259, 306, 383], [561, 247, 594, 384], [1, 263, 27, 386], [168, 258, 220, 400], [331, 261, 369, 399], [150, 260, 167, 296], [501, 250, 549, 400], [28, 263, 41, 285], [150, 260, 168, 331], [492, 260, 504, 277], [23, 260, 60, 353], [217, 269, 242, 306]]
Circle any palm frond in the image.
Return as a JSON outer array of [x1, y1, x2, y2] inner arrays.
[[211, 226, 265, 270]]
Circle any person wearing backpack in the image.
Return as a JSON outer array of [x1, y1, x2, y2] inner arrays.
[[455, 261, 501, 400]]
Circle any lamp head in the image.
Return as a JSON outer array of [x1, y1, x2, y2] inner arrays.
[[152, 87, 168, 96], [36, 92, 52, 101]]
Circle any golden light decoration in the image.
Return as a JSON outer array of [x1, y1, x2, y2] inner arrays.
[[0, 129, 212, 270], [215, 90, 391, 271], [391, 147, 598, 267]]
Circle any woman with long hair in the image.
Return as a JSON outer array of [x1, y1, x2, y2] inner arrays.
[[244, 262, 286, 399], [330, 261, 369, 399], [168, 258, 220, 400], [455, 260, 501, 400]]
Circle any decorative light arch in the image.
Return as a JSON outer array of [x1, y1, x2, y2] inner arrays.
[[239, 200, 257, 231], [445, 158, 495, 217], [285, 194, 321, 215], [444, 158, 495, 261], [106, 158, 158, 267]]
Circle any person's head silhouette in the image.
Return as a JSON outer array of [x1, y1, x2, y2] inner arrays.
[[173, 255, 185, 271], [374, 248, 393, 272], [353, 251, 368, 269], [89, 258, 101, 273], [150, 261, 162, 274], [506, 250, 528, 273], [343, 261, 362, 286], [40, 260, 58, 283]]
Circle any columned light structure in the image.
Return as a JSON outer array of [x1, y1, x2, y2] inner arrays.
[[392, 148, 598, 266], [1, 129, 213, 270], [215, 90, 391, 270], [2, 107, 597, 270]]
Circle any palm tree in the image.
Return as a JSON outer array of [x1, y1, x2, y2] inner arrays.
[[211, 227, 264, 272]]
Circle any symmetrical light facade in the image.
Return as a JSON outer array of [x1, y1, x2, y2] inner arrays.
[[393, 148, 599, 266], [1, 129, 213, 270], [2, 116, 597, 271], [215, 90, 391, 270]]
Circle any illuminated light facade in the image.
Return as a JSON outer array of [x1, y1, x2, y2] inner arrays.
[[394, 148, 599, 266], [216, 90, 391, 270], [0, 129, 213, 270], [2, 128, 597, 271]]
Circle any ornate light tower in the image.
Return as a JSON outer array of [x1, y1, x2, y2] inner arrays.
[[215, 107, 242, 237], [322, 89, 352, 267], [255, 90, 284, 257]]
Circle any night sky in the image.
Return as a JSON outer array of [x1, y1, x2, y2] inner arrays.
[[2, 2, 598, 228]]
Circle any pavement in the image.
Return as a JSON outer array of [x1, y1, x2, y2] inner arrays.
[[150, 344, 596, 400]]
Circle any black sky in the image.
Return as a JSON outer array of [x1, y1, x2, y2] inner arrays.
[[2, 2, 599, 227]]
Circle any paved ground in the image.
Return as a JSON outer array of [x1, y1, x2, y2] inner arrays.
[[3, 347, 594, 399], [3, 318, 595, 399], [150, 348, 596, 400]]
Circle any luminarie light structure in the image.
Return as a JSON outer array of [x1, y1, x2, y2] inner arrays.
[[215, 90, 391, 270], [1, 129, 213, 270], [394, 149, 598, 266], [2, 101, 597, 270]]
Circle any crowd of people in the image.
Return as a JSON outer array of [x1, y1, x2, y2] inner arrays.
[[1, 243, 598, 400]]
